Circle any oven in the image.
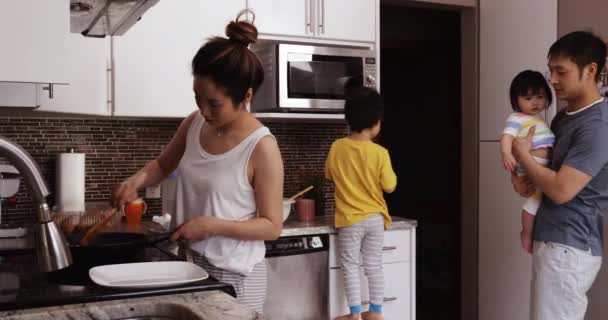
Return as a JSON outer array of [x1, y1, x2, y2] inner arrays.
[[263, 234, 329, 320], [251, 42, 377, 112]]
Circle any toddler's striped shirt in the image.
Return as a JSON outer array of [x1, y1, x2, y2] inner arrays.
[[503, 112, 555, 149]]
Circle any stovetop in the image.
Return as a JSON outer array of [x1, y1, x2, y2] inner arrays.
[[0, 246, 234, 312]]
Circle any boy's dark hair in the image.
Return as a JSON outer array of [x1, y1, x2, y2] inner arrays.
[[509, 70, 553, 112], [548, 31, 607, 82], [344, 86, 384, 132]]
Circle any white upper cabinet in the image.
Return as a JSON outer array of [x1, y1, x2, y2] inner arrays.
[[247, 0, 311, 38], [112, 0, 246, 117], [479, 0, 557, 141], [0, 0, 70, 84], [316, 0, 375, 42], [0, 84, 37, 107], [36, 36, 111, 116], [248, 0, 376, 43]]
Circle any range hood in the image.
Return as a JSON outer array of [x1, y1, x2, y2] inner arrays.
[[70, 0, 159, 37]]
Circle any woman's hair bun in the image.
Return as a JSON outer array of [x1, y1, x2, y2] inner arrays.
[[226, 9, 258, 46]]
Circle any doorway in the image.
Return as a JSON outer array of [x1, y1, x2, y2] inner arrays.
[[379, 4, 462, 319]]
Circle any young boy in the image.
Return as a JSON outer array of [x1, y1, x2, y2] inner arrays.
[[325, 86, 397, 320]]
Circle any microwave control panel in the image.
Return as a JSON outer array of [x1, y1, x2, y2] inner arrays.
[[364, 57, 377, 88]]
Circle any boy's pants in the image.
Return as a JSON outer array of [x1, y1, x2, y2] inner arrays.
[[338, 213, 385, 310], [531, 241, 602, 320]]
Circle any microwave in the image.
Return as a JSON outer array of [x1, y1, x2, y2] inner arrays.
[[250, 43, 377, 112]]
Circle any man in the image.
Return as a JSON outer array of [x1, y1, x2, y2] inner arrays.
[[512, 31, 608, 320]]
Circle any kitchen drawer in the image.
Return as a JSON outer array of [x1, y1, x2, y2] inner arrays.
[[382, 262, 413, 319], [329, 229, 413, 268], [328, 262, 413, 320]]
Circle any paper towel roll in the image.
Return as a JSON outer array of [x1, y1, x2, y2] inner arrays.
[[56, 152, 85, 212]]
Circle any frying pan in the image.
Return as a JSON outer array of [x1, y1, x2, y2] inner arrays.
[[46, 231, 172, 284], [68, 231, 172, 264]]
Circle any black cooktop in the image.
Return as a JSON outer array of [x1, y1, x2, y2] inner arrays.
[[0, 245, 234, 312]]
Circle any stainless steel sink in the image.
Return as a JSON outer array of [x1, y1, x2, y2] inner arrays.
[[4, 302, 206, 320], [107, 303, 204, 320], [1, 292, 258, 320], [118, 317, 176, 320]]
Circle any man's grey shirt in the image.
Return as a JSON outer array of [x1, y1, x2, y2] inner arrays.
[[535, 99, 608, 256]]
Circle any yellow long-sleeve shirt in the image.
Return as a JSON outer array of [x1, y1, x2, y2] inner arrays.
[[324, 137, 397, 230]]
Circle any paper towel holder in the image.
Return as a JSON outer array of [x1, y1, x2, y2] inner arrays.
[[56, 148, 86, 214]]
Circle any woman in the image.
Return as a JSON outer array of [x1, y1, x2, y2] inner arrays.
[[110, 10, 284, 313]]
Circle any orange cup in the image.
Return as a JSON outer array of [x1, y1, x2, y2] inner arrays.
[[123, 198, 147, 226]]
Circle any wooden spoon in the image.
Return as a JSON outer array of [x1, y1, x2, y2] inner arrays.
[[80, 208, 117, 246], [288, 185, 314, 201]]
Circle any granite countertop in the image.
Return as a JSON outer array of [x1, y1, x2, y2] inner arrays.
[[0, 246, 234, 312], [0, 291, 258, 320], [280, 215, 417, 237]]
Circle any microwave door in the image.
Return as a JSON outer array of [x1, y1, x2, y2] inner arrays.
[[279, 45, 365, 111], [288, 61, 350, 109]]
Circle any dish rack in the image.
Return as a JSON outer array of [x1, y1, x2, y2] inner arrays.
[[52, 207, 118, 237], [0, 164, 26, 238]]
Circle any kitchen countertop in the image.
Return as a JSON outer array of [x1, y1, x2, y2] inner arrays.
[[0, 291, 257, 320], [0, 246, 235, 312], [280, 215, 417, 237], [0, 215, 415, 313]]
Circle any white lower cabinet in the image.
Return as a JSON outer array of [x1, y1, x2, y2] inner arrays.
[[328, 228, 416, 320]]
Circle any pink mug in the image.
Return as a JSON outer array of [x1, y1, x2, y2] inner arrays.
[[295, 199, 315, 222]]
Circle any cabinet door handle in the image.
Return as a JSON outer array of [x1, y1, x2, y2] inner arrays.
[[318, 0, 325, 34], [42, 84, 54, 99], [382, 246, 397, 251], [362, 297, 398, 305], [305, 0, 311, 33]]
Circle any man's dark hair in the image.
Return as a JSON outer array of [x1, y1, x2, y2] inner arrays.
[[509, 70, 553, 112], [344, 86, 384, 132], [548, 31, 607, 82]]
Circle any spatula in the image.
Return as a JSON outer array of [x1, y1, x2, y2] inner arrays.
[[288, 185, 314, 201], [80, 208, 117, 246]]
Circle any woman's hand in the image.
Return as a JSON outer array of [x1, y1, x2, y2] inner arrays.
[[511, 172, 535, 198], [170, 216, 220, 242], [110, 179, 139, 208]]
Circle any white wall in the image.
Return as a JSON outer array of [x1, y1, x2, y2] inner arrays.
[[558, 0, 608, 38], [478, 1, 557, 320]]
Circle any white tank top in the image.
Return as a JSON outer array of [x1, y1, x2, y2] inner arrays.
[[175, 112, 272, 275]]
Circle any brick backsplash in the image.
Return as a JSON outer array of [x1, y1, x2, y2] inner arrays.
[[0, 117, 346, 225]]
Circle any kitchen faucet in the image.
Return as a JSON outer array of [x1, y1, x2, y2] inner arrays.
[[0, 136, 72, 272]]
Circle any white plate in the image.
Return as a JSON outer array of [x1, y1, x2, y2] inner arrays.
[[89, 261, 208, 289], [0, 227, 26, 238]]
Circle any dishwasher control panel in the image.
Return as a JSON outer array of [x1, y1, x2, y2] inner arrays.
[[265, 234, 329, 257]]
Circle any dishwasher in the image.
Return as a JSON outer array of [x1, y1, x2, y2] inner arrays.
[[263, 234, 329, 320]]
